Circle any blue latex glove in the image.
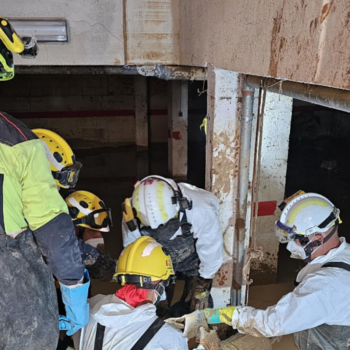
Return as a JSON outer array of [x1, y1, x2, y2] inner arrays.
[[59, 269, 90, 336]]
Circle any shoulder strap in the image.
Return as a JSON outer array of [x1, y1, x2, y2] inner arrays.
[[322, 262, 350, 272], [130, 317, 165, 350], [94, 323, 106, 350]]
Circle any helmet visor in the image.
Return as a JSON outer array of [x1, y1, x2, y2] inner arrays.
[[274, 220, 296, 243], [54, 161, 82, 188]]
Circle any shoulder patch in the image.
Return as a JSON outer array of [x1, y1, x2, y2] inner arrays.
[[0, 112, 37, 146]]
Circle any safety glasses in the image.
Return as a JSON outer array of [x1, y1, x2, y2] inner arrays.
[[274, 220, 299, 243]]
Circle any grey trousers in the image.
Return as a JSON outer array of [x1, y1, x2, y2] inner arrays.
[[0, 230, 59, 350]]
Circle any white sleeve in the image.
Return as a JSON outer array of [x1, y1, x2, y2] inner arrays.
[[232, 271, 345, 337], [193, 208, 223, 279], [121, 218, 141, 248]]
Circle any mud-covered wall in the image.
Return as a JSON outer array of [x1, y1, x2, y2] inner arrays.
[[179, 0, 350, 90]]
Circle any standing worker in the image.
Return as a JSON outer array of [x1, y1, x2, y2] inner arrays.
[[79, 236, 188, 349], [122, 175, 223, 311], [169, 191, 350, 349], [0, 112, 89, 349]]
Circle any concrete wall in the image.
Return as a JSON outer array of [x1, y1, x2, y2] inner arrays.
[[0, 74, 168, 146], [4, 0, 350, 90], [178, 1, 350, 90], [3, 0, 179, 66]]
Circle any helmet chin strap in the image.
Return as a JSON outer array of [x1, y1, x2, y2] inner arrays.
[[304, 225, 338, 262]]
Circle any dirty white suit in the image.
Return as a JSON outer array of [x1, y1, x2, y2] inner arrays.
[[79, 294, 188, 350], [122, 183, 223, 279], [232, 238, 350, 349]]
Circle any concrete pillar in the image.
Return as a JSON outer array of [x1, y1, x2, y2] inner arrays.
[[205, 65, 243, 308], [134, 76, 149, 179], [248, 91, 293, 284], [167, 80, 188, 181]]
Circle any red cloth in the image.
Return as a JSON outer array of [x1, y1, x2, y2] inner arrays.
[[116, 284, 149, 307]]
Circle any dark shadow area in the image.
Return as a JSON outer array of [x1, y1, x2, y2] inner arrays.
[[278, 100, 350, 283]]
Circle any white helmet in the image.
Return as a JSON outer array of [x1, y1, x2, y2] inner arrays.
[[131, 176, 187, 229], [275, 192, 341, 243]]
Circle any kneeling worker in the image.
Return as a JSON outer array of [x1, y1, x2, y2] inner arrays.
[[170, 192, 350, 349], [79, 236, 188, 350]]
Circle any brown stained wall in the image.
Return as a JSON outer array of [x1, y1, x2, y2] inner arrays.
[[178, 0, 350, 90]]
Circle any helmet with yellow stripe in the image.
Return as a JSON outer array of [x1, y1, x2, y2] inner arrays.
[[131, 175, 191, 229], [115, 236, 174, 289], [275, 191, 341, 244], [33, 128, 82, 189]]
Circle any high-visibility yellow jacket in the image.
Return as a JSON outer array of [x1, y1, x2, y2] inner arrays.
[[0, 112, 83, 284]]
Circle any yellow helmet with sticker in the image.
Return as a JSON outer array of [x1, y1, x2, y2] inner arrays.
[[115, 236, 174, 287], [65, 190, 112, 232], [33, 128, 82, 189]]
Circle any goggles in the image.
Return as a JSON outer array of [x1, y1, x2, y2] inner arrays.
[[73, 208, 113, 230], [53, 161, 82, 188], [274, 207, 340, 244]]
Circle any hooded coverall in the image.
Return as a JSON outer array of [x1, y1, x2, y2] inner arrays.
[[0, 112, 84, 350]]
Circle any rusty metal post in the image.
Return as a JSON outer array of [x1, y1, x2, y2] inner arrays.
[[232, 83, 255, 305]]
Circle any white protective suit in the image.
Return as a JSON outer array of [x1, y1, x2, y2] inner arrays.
[[122, 183, 223, 279], [79, 294, 188, 350], [232, 237, 350, 337]]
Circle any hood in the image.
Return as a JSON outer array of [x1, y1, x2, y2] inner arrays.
[[89, 294, 157, 329]]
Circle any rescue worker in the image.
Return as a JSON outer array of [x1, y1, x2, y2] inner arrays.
[[0, 16, 38, 81], [33, 129, 117, 282], [65, 190, 117, 282], [122, 175, 223, 311], [169, 191, 350, 349], [0, 112, 89, 349], [78, 236, 188, 349]]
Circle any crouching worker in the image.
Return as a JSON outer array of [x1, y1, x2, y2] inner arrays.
[[65, 190, 116, 282], [168, 192, 350, 349], [78, 236, 188, 350], [122, 175, 223, 312]]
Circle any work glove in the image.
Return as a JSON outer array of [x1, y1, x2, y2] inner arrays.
[[166, 307, 236, 339], [166, 309, 209, 339], [87, 251, 117, 282], [194, 327, 221, 350], [59, 269, 90, 336], [185, 276, 212, 311]]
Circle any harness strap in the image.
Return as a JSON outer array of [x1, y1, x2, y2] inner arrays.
[[322, 262, 350, 272], [295, 261, 350, 286], [94, 323, 106, 350], [130, 317, 165, 350]]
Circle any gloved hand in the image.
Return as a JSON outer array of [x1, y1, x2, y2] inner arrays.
[[185, 276, 212, 311], [195, 327, 221, 350], [165, 309, 209, 339], [59, 269, 90, 336], [87, 251, 117, 282], [165, 307, 236, 339], [203, 307, 236, 326]]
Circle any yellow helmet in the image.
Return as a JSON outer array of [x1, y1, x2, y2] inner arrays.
[[33, 128, 82, 188], [115, 236, 174, 288], [65, 190, 112, 232]]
